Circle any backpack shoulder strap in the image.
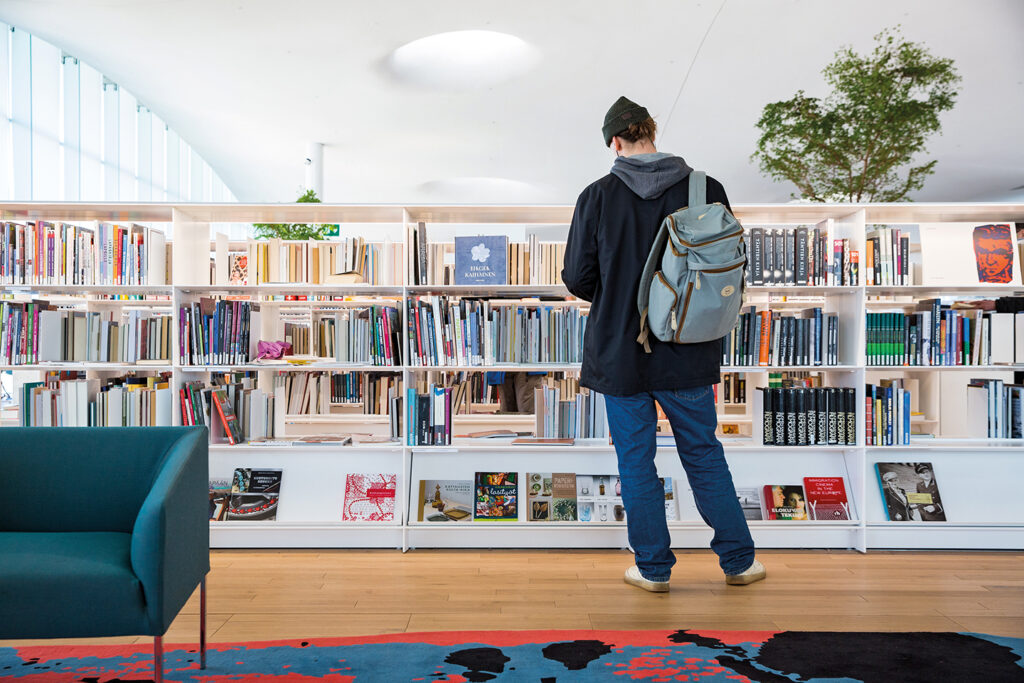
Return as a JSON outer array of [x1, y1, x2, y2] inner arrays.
[[635, 215, 672, 353], [688, 170, 706, 208]]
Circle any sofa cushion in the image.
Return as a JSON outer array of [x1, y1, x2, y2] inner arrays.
[[0, 531, 149, 638]]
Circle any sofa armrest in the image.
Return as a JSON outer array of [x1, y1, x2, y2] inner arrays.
[[130, 427, 210, 634]]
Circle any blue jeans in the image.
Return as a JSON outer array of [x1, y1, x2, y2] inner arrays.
[[604, 385, 755, 580]]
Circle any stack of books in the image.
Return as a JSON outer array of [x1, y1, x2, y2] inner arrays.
[[758, 386, 857, 446], [746, 226, 858, 286], [865, 380, 911, 446], [533, 385, 608, 440], [864, 226, 911, 286]]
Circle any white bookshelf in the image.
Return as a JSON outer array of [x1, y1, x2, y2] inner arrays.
[[2, 201, 1022, 552]]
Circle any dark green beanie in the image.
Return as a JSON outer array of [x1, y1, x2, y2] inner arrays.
[[602, 96, 650, 147]]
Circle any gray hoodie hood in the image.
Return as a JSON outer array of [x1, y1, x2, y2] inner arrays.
[[610, 152, 693, 200]]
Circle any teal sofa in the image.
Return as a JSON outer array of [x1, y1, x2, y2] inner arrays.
[[0, 427, 210, 681]]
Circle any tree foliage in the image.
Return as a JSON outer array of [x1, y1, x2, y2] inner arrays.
[[752, 27, 961, 202], [253, 189, 334, 240]]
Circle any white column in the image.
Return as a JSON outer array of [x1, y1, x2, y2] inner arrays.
[[304, 142, 323, 198]]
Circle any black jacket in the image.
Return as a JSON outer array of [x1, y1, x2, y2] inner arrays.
[[562, 170, 732, 396]]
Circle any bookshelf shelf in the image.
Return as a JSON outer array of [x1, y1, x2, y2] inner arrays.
[[406, 285, 571, 297], [3, 200, 1022, 552], [865, 365, 1023, 371]]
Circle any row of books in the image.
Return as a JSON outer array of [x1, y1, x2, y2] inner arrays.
[[418, 472, 670, 523], [406, 297, 588, 366], [236, 237, 402, 286], [758, 386, 858, 446], [720, 372, 747, 404], [180, 299, 255, 365], [409, 227, 568, 287], [966, 379, 1023, 439], [864, 226, 911, 286], [865, 381, 911, 446], [738, 478, 851, 521], [722, 307, 840, 367], [866, 307, 1023, 366], [406, 382, 453, 446], [208, 465, 949, 524], [321, 306, 402, 366], [19, 371, 174, 427], [328, 372, 402, 413], [1, 221, 167, 286], [181, 374, 277, 444], [1, 302, 172, 365], [533, 386, 609, 439], [745, 227, 859, 286]]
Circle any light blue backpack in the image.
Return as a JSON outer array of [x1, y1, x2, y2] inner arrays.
[[636, 171, 746, 352]]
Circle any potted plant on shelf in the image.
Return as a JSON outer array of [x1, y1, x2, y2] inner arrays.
[[252, 189, 336, 240], [752, 27, 961, 203]]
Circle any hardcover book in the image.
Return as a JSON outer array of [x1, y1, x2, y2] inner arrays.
[[803, 477, 850, 521], [474, 472, 518, 521], [418, 479, 473, 522], [342, 473, 397, 521], [875, 462, 946, 522], [736, 486, 763, 521], [526, 472, 577, 521], [762, 484, 809, 520], [661, 477, 677, 521], [227, 468, 282, 521], [208, 477, 233, 521], [455, 235, 508, 286]]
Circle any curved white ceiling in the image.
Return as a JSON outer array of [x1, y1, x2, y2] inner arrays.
[[2, 0, 1022, 204]]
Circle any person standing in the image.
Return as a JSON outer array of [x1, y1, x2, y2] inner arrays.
[[561, 96, 764, 591]]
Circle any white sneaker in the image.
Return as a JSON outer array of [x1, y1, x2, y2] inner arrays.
[[624, 565, 670, 592], [725, 559, 766, 585]]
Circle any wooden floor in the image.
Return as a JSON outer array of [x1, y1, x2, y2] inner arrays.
[[3, 549, 1022, 647]]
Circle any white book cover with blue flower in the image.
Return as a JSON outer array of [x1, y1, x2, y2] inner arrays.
[[455, 235, 508, 285]]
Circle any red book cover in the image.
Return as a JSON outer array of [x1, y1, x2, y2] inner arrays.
[[342, 473, 397, 521], [803, 477, 850, 521], [212, 388, 241, 445]]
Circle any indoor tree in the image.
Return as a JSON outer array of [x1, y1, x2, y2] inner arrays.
[[252, 189, 335, 240], [752, 27, 961, 203]]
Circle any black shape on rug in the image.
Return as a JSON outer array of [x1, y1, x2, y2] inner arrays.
[[541, 639, 613, 670], [756, 631, 1024, 683], [443, 647, 511, 682], [669, 629, 793, 682]]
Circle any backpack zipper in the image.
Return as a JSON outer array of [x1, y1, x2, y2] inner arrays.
[[674, 282, 695, 343], [674, 227, 744, 249]]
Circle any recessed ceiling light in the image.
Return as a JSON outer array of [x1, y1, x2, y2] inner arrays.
[[387, 30, 540, 89]]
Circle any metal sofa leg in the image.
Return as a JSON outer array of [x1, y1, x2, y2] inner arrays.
[[154, 635, 164, 683], [200, 576, 208, 669]]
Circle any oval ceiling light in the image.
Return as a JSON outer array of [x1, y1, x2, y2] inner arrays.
[[388, 30, 540, 89]]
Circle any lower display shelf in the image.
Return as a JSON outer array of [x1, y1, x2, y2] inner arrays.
[[209, 522, 403, 549]]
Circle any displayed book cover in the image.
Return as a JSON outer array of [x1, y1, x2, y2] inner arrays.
[[803, 477, 850, 521], [208, 477, 232, 521], [661, 477, 677, 521], [227, 468, 282, 521], [527, 472, 578, 521], [418, 479, 473, 522], [342, 473, 397, 521], [576, 474, 625, 523], [455, 235, 508, 285], [474, 472, 518, 521], [919, 222, 1021, 286], [762, 484, 809, 520], [229, 252, 248, 285], [735, 486, 763, 521], [875, 462, 946, 522], [211, 388, 242, 445]]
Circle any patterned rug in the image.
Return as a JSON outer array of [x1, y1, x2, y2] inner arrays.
[[2, 629, 1023, 682]]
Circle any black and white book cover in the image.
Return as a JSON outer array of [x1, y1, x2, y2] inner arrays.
[[875, 462, 946, 522]]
